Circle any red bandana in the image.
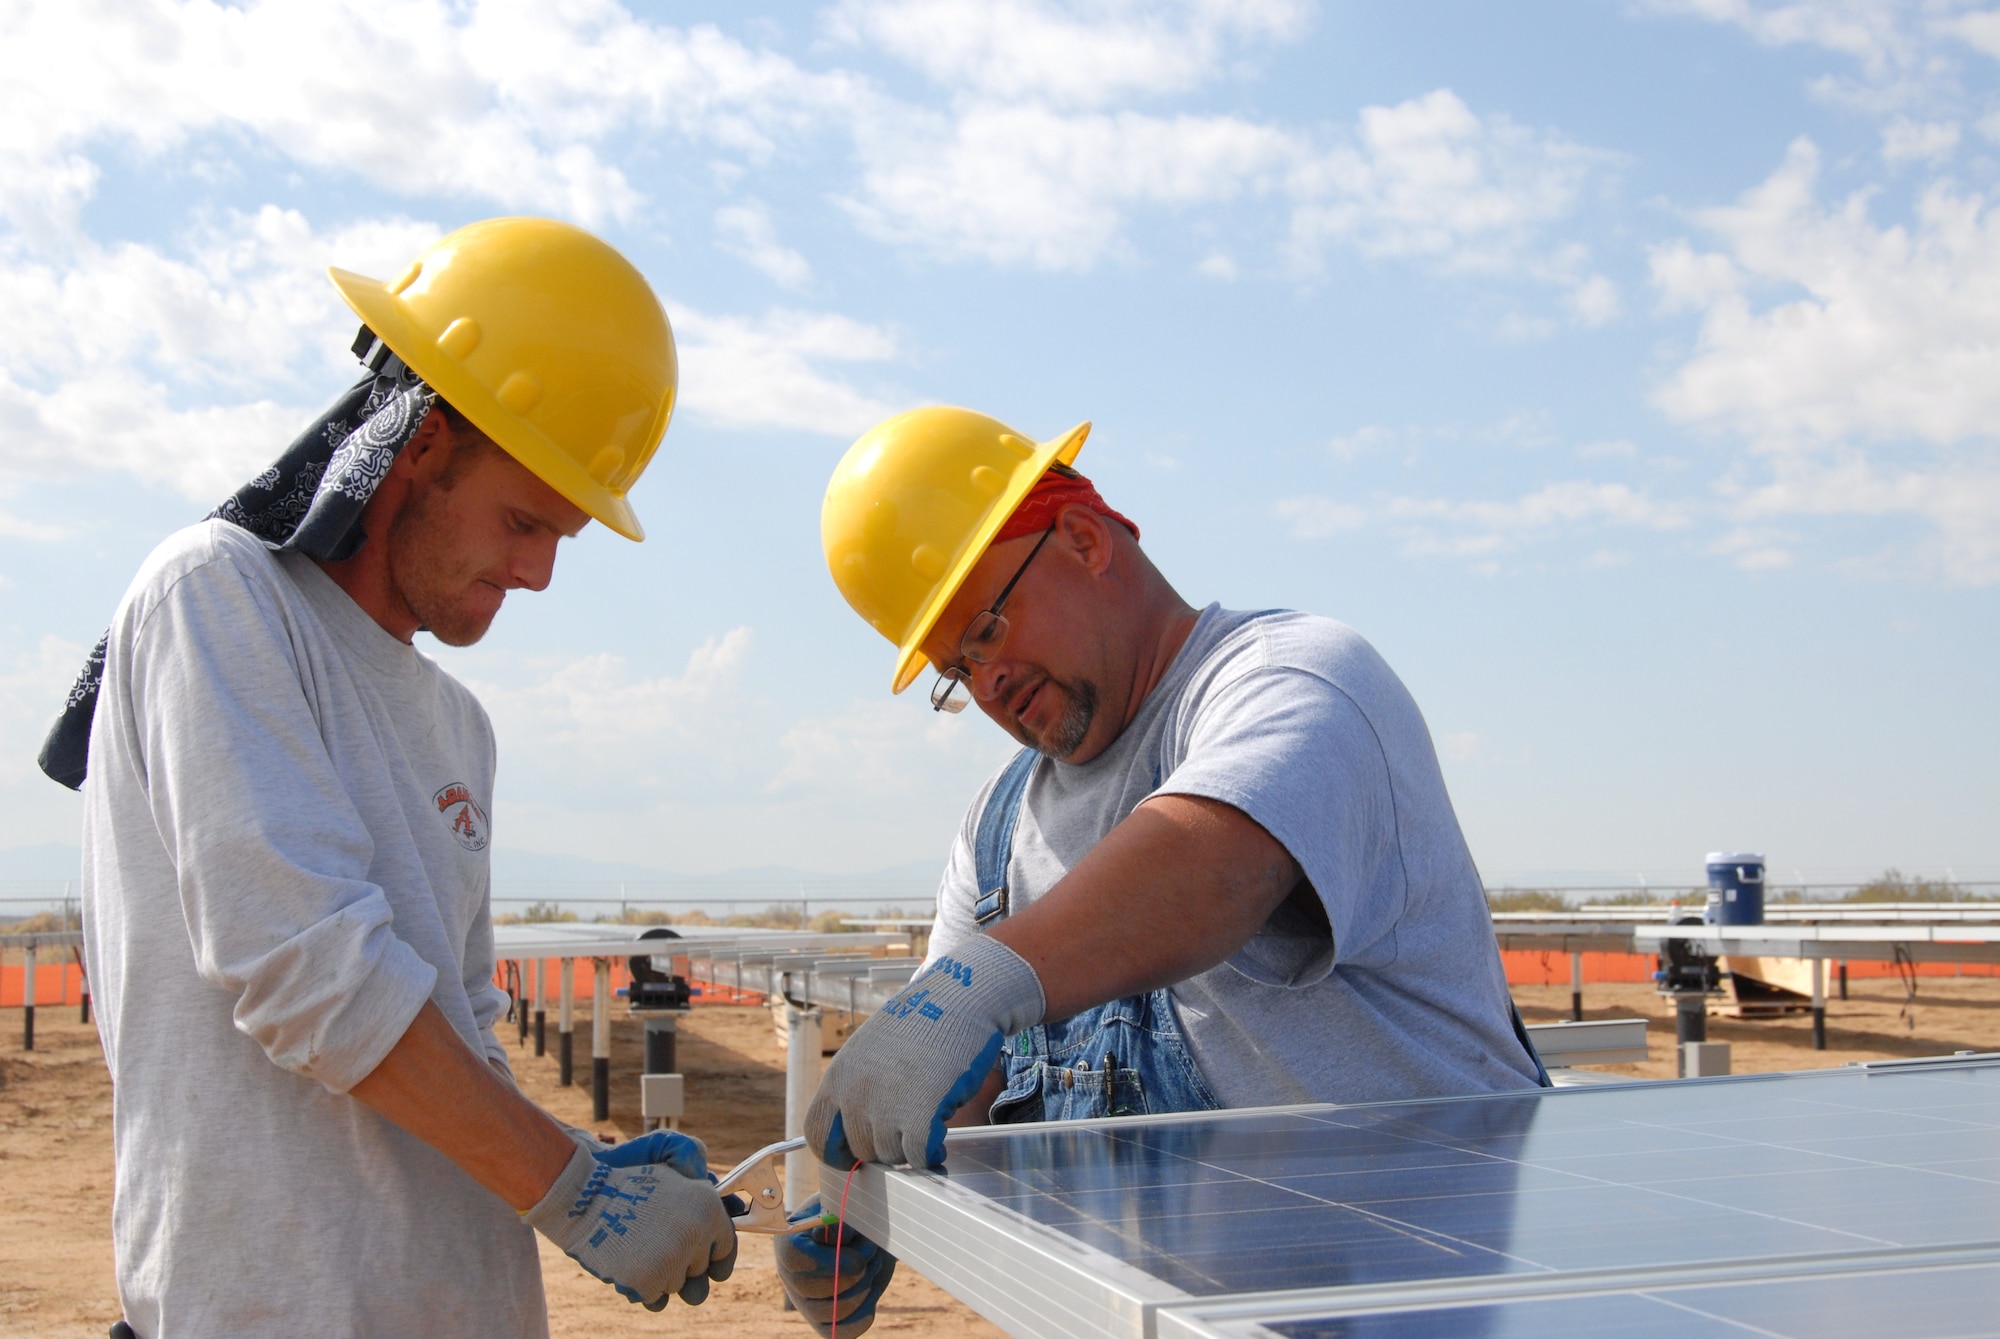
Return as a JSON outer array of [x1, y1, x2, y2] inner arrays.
[[992, 468, 1139, 545]]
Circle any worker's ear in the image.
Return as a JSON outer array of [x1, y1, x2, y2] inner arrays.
[[394, 408, 454, 483], [1053, 504, 1117, 578]]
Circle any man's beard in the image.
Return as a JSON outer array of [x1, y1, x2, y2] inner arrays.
[[1025, 676, 1097, 760], [385, 486, 497, 647]]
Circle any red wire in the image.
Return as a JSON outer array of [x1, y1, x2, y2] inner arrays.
[[828, 1159, 863, 1339]]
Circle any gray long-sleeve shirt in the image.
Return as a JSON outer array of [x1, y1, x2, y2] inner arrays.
[[82, 520, 545, 1337]]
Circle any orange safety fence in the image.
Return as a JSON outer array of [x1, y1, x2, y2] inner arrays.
[[0, 963, 87, 1007], [1502, 949, 2000, 987]]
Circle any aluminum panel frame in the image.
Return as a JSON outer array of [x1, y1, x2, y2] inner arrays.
[[837, 1159, 1192, 1339]]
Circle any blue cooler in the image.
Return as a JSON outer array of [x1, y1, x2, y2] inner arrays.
[[1705, 852, 1766, 926]]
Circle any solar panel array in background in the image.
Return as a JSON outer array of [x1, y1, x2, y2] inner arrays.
[[937, 1061, 2000, 1335]]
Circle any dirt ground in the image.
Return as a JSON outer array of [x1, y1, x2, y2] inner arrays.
[[3, 977, 1996, 1337], [0, 1003, 1002, 1339]]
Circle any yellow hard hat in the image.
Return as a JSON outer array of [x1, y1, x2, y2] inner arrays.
[[822, 406, 1090, 694], [327, 217, 676, 541]]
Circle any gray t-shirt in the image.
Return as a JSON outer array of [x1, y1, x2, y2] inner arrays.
[[82, 520, 545, 1338], [929, 604, 1539, 1109]]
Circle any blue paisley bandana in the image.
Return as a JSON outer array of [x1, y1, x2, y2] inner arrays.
[[37, 328, 437, 790]]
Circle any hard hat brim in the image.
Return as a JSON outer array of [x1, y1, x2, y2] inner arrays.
[[327, 265, 648, 542], [888, 420, 1091, 694]]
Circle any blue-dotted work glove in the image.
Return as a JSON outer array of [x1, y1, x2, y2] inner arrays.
[[774, 1195, 898, 1338], [524, 1133, 739, 1309], [806, 934, 1044, 1169]]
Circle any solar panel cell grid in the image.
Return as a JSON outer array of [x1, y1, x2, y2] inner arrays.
[[1255, 1260, 2000, 1339], [938, 1066, 2000, 1300]]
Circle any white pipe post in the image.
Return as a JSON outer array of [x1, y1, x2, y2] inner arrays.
[[558, 957, 575, 1087], [784, 1004, 824, 1211], [592, 958, 612, 1122]]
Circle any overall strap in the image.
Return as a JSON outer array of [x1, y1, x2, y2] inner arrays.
[[971, 749, 1039, 926], [1508, 998, 1553, 1088]]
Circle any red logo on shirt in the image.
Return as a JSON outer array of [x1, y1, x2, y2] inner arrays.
[[434, 783, 489, 852]]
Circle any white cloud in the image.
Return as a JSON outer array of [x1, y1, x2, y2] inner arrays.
[[1385, 481, 1689, 556], [1955, 9, 2000, 61], [1285, 90, 1613, 283], [840, 82, 1613, 301], [1652, 138, 2000, 583], [1639, 0, 1923, 77], [0, 199, 907, 497], [1881, 116, 1961, 163], [672, 306, 903, 436], [1652, 139, 2000, 448], [768, 696, 1001, 796], [0, 0, 852, 232], [1277, 480, 1686, 555], [1729, 453, 2000, 583], [0, 207, 440, 498], [1435, 730, 1488, 764], [826, 0, 1309, 109], [1196, 252, 1239, 280], [715, 200, 814, 289], [469, 628, 756, 787], [1709, 524, 1798, 571], [843, 101, 1292, 270], [1273, 495, 1366, 539], [1568, 274, 1622, 326], [1639, 1, 2000, 114]]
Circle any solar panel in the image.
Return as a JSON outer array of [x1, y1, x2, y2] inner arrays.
[[1162, 1256, 2000, 1338], [837, 1058, 2000, 1339]]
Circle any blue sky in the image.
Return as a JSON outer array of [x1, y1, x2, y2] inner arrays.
[[1, 0, 1996, 889]]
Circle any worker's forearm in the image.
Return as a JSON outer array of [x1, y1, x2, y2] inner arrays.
[[991, 794, 1302, 1020], [351, 1000, 574, 1210]]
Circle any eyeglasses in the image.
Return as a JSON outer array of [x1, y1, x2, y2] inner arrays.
[[929, 525, 1056, 713]]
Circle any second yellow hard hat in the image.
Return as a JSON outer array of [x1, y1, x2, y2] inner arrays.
[[328, 217, 676, 541], [822, 406, 1090, 694]]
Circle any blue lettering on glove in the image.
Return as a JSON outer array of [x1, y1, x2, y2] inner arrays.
[[885, 988, 945, 1022]]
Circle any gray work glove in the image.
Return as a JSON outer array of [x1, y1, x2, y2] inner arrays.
[[524, 1138, 738, 1310], [806, 934, 1044, 1169]]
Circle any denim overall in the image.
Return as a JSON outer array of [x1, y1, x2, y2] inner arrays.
[[974, 750, 1224, 1123], [969, 749, 1550, 1124]]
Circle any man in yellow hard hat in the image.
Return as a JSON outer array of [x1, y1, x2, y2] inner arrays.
[[778, 406, 1547, 1335], [45, 219, 736, 1336]]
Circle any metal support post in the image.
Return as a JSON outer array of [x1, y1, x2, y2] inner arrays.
[[533, 958, 546, 1058], [640, 1014, 684, 1131], [644, 1016, 678, 1076], [516, 959, 529, 1045], [558, 958, 575, 1087], [1569, 951, 1584, 1022], [22, 943, 36, 1052], [1838, 960, 1848, 1001], [1811, 957, 1827, 1051], [592, 959, 612, 1122], [784, 1004, 824, 1211], [1673, 994, 1705, 1075]]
